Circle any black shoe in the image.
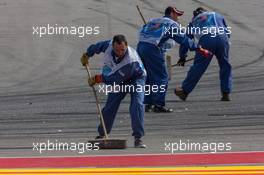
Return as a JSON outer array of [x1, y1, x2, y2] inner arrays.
[[153, 105, 173, 113], [174, 87, 188, 101], [221, 93, 230, 101], [134, 138, 147, 148], [145, 104, 154, 112], [95, 135, 104, 139]]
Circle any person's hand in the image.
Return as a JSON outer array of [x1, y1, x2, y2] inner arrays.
[[177, 57, 186, 66], [197, 47, 213, 58], [81, 53, 89, 66], [88, 74, 103, 86]]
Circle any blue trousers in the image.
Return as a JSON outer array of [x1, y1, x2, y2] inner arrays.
[[182, 34, 232, 94], [137, 42, 168, 106], [98, 77, 145, 138]]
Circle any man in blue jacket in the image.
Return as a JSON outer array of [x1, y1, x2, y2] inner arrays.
[[137, 6, 211, 113], [81, 35, 147, 148], [175, 7, 232, 101]]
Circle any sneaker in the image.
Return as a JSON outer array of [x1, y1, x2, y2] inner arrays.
[[145, 104, 154, 112], [221, 92, 230, 101], [153, 105, 173, 113], [134, 138, 147, 148], [174, 87, 188, 101]]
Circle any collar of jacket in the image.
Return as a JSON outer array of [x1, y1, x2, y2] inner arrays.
[[111, 49, 128, 64]]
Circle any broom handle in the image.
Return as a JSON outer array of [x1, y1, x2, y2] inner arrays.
[[85, 64, 108, 139], [136, 5, 147, 25]]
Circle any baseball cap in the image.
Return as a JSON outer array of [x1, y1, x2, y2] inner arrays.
[[165, 6, 184, 16]]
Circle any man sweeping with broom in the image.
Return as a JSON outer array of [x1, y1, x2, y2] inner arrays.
[[137, 6, 212, 113], [81, 35, 147, 148], [174, 7, 232, 101]]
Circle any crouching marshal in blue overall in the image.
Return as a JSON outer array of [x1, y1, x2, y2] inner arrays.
[[81, 35, 147, 148], [175, 7, 232, 101]]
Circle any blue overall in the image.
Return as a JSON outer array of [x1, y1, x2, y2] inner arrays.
[[137, 16, 198, 106], [87, 40, 146, 138], [180, 12, 232, 94]]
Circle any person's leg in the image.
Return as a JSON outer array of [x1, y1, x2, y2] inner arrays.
[[181, 53, 212, 94], [215, 35, 232, 100], [98, 92, 126, 136], [137, 42, 169, 108], [181, 35, 215, 94], [129, 78, 145, 139], [137, 43, 153, 106], [129, 77, 146, 148]]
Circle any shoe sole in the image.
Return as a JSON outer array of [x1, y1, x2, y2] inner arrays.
[[134, 145, 147, 148], [174, 89, 187, 101]]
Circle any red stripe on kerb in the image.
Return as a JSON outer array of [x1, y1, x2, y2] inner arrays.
[[0, 152, 263, 168]]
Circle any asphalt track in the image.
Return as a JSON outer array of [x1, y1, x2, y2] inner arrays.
[[0, 0, 264, 167]]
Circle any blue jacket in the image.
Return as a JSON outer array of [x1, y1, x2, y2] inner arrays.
[[179, 12, 231, 59], [87, 40, 146, 85], [138, 16, 198, 58], [187, 12, 231, 39]]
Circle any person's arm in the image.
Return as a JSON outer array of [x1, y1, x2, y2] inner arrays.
[[164, 22, 198, 52], [86, 40, 111, 57], [165, 22, 212, 62], [186, 22, 195, 40], [162, 22, 197, 63], [178, 23, 196, 63], [178, 44, 188, 65], [84, 40, 111, 86]]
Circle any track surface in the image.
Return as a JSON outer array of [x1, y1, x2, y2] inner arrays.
[[0, 0, 264, 157]]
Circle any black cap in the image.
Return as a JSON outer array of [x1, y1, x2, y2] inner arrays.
[[193, 7, 207, 17]]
